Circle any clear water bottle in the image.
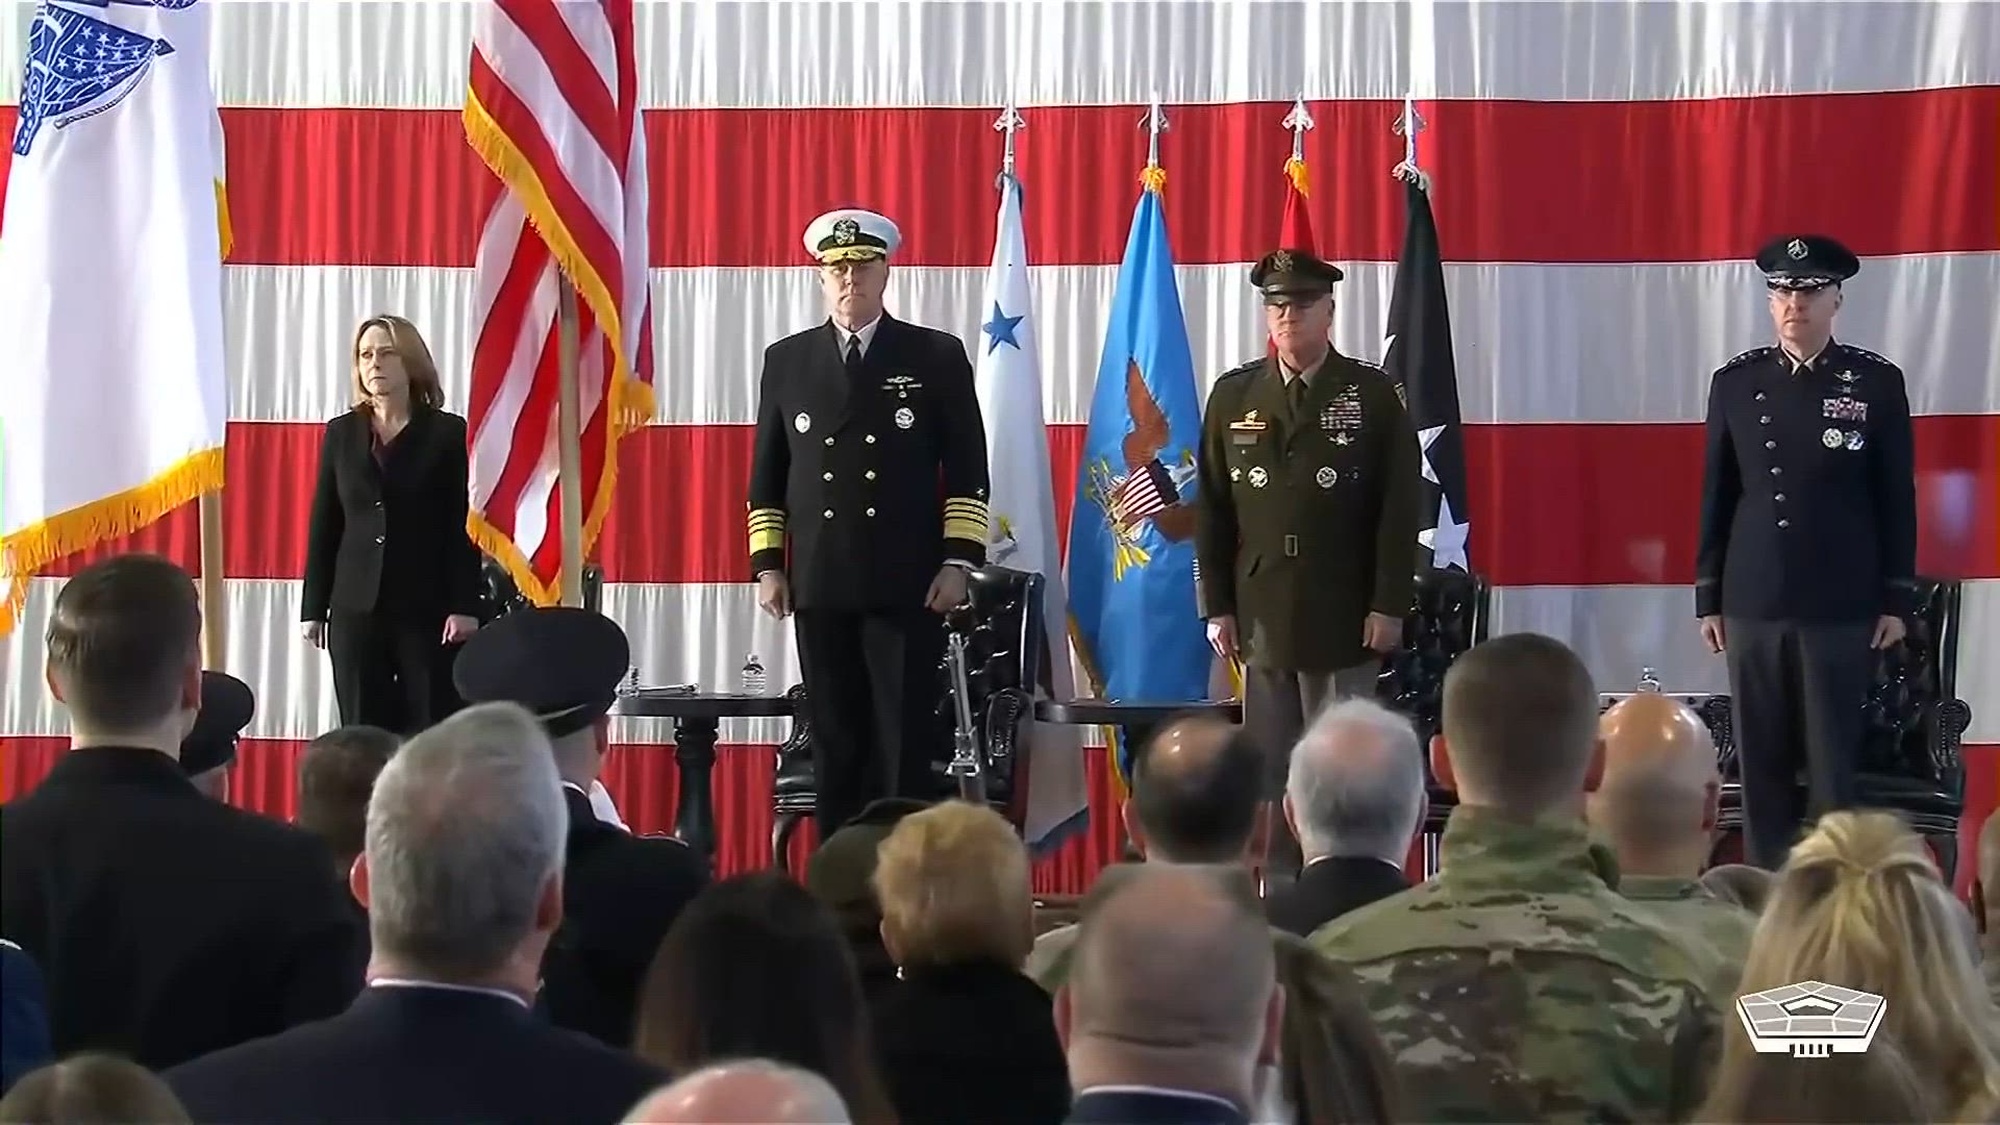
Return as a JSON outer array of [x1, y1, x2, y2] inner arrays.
[[1638, 666, 1661, 693], [740, 653, 766, 696]]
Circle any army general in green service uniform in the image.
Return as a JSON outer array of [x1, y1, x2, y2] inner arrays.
[[1194, 249, 1423, 878]]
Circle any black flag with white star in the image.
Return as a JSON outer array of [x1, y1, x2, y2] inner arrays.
[[1382, 175, 1471, 572]]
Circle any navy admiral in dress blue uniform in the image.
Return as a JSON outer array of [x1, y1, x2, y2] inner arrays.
[[1696, 234, 1917, 869], [180, 671, 255, 802], [747, 208, 991, 841], [452, 606, 710, 1047]]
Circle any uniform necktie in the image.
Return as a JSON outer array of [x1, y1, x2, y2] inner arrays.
[[844, 334, 863, 378], [1287, 375, 1308, 415]]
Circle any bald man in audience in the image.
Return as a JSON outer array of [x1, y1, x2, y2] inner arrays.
[[1057, 865, 1283, 1125], [1588, 692, 1755, 994], [1310, 632, 1722, 1122], [1026, 714, 1270, 987], [623, 1060, 851, 1124], [1978, 814, 2000, 1007]]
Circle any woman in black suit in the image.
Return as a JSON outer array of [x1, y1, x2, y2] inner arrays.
[[301, 314, 484, 735]]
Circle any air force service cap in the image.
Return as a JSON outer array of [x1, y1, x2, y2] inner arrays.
[[1756, 234, 1860, 291], [1249, 248, 1345, 302], [452, 607, 631, 738], [803, 208, 901, 265], [182, 671, 255, 776]]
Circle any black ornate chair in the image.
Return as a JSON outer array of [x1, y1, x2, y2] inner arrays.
[[770, 565, 1045, 868], [1713, 578, 1972, 880], [479, 556, 604, 618], [1376, 569, 1491, 856]]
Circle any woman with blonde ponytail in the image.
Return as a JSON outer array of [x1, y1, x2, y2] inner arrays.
[[1697, 810, 2000, 1122]]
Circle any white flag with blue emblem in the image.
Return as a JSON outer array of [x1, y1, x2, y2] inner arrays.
[[0, 0, 230, 634], [975, 173, 1085, 848]]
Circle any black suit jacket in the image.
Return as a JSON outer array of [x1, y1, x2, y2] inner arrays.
[[747, 315, 991, 612], [1066, 1089, 1248, 1125], [870, 960, 1071, 1125], [166, 985, 667, 1125], [540, 786, 709, 1047], [1265, 856, 1410, 938], [302, 406, 485, 624], [0, 747, 365, 1070]]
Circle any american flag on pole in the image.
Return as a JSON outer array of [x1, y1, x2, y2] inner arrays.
[[463, 0, 655, 605]]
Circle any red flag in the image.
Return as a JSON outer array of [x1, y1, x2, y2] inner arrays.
[[1269, 156, 1318, 354]]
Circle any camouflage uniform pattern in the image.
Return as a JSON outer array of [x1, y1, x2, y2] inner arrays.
[[1309, 807, 1723, 1122], [1620, 874, 1756, 999]]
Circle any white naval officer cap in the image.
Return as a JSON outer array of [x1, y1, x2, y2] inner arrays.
[[802, 208, 901, 264]]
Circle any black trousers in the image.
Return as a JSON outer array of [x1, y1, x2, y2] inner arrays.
[[793, 605, 946, 840], [1723, 616, 1875, 869], [328, 612, 465, 737]]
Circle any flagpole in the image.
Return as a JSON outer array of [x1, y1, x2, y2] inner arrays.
[[554, 284, 585, 609], [1393, 94, 1427, 187], [1139, 91, 1168, 176], [1283, 95, 1314, 167], [198, 490, 226, 667]]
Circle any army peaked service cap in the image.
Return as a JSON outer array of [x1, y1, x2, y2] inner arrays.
[[1249, 248, 1345, 302], [453, 607, 631, 739], [1756, 234, 1860, 291], [804, 208, 901, 265]]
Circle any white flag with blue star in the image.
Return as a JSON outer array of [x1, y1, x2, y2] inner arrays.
[[0, 0, 231, 634], [975, 173, 1084, 848]]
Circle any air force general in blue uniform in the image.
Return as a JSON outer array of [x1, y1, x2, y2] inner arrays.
[[1696, 235, 1917, 868]]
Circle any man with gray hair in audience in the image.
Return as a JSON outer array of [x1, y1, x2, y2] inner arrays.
[[166, 702, 666, 1125], [1265, 698, 1424, 937], [1057, 864, 1283, 1125], [623, 1059, 850, 1124]]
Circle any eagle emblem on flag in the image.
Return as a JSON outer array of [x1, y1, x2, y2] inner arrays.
[[1084, 360, 1196, 578], [14, 0, 196, 157]]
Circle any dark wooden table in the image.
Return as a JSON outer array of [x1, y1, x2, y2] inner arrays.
[[1035, 698, 1244, 768], [612, 690, 798, 863]]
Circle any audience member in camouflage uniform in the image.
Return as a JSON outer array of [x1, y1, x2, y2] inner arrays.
[[1310, 633, 1722, 1122], [1589, 691, 1755, 996]]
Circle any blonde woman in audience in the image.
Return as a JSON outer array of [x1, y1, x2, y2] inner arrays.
[[1727, 810, 2000, 1120], [1694, 1032, 1936, 1123], [869, 801, 1069, 1125], [0, 1053, 191, 1124]]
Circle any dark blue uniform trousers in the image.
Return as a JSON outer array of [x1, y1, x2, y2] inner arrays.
[[1723, 617, 1875, 868]]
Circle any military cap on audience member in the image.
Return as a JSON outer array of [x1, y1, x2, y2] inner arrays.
[[802, 208, 902, 265], [451, 607, 630, 738], [1754, 234, 1860, 291], [804, 797, 934, 921], [1249, 247, 1345, 301], [181, 671, 255, 777]]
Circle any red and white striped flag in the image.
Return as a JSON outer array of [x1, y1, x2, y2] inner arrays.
[[462, 0, 655, 606]]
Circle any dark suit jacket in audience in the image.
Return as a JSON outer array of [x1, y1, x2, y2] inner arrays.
[[0, 746, 366, 1070], [1066, 1088, 1248, 1125], [166, 983, 667, 1125], [541, 784, 710, 1047], [1264, 855, 1410, 938], [0, 940, 52, 1095], [871, 960, 1070, 1125]]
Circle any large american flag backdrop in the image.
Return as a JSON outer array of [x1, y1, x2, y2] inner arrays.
[[3, 2, 1996, 892]]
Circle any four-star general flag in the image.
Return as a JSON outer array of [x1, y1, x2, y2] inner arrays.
[[975, 172, 1086, 846], [0, 0, 232, 635], [1066, 166, 1211, 785], [1267, 153, 1318, 356], [464, 0, 656, 606], [1384, 174, 1471, 571]]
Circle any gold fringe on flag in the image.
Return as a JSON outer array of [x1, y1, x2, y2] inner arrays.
[[1285, 156, 1310, 196], [0, 447, 226, 637]]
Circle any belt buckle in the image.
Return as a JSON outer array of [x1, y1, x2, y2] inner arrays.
[[1283, 534, 1300, 558]]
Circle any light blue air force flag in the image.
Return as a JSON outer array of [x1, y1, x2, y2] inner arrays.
[[1064, 178, 1212, 785]]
